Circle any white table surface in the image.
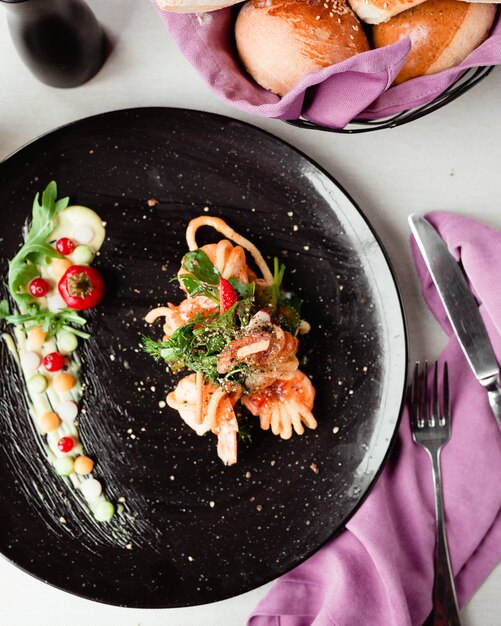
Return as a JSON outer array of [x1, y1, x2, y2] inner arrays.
[[0, 1, 500, 624]]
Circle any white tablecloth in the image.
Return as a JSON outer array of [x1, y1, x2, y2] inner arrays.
[[0, 1, 499, 624]]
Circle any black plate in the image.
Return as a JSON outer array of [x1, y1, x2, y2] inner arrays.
[[0, 108, 407, 608]]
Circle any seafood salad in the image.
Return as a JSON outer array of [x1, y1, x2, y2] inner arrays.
[[143, 216, 317, 466]]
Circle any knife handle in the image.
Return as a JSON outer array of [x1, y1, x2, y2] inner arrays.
[[486, 381, 501, 432]]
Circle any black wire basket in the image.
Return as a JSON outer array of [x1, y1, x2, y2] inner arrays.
[[287, 65, 494, 134]]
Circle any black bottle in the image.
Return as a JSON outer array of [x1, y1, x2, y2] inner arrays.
[[1, 0, 106, 88]]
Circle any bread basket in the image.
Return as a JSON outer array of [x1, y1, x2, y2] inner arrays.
[[152, 1, 500, 132]]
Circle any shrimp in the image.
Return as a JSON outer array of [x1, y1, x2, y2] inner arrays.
[[186, 216, 273, 284], [217, 324, 299, 391], [166, 374, 242, 465], [145, 296, 217, 340], [241, 371, 316, 440]]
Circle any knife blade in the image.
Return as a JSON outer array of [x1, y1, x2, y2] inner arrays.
[[409, 214, 501, 431]]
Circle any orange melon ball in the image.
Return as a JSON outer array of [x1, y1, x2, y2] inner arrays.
[[53, 372, 76, 392], [49, 258, 72, 280], [27, 326, 47, 349], [74, 455, 94, 475], [39, 411, 61, 433]]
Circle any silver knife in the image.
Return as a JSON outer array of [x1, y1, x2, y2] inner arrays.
[[409, 214, 501, 432]]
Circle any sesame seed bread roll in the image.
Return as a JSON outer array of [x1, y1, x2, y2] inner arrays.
[[235, 0, 370, 97], [156, 0, 242, 12], [373, 0, 496, 84], [348, 0, 429, 25]]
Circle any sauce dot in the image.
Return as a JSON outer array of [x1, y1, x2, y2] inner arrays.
[[80, 478, 102, 501], [58, 400, 78, 422], [21, 351, 41, 371], [73, 225, 95, 244]]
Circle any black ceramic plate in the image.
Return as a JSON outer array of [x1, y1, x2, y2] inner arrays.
[[0, 108, 407, 608]]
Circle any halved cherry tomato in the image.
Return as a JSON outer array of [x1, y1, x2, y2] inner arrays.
[[58, 265, 104, 310]]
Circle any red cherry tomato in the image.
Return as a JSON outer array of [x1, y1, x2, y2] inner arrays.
[[58, 265, 105, 310], [29, 277, 50, 298], [57, 436, 74, 453], [219, 277, 238, 314], [56, 237, 75, 255], [42, 352, 65, 372]]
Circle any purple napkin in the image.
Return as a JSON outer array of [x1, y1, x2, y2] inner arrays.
[[152, 2, 501, 128], [248, 211, 501, 626]]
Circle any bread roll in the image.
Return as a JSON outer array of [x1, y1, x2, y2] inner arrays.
[[235, 0, 370, 96], [156, 0, 242, 12], [373, 0, 496, 84], [349, 0, 428, 25]]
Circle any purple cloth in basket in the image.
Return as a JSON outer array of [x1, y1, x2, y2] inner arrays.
[[246, 211, 501, 625], [152, 2, 501, 128]]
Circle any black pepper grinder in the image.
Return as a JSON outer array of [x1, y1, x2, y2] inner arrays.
[[1, 0, 106, 88]]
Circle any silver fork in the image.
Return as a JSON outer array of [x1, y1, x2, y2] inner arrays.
[[409, 361, 461, 626]]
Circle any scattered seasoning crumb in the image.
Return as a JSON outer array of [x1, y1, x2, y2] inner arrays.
[[118, 496, 126, 503], [333, 426, 340, 434], [125, 543, 133, 550], [169, 475, 175, 480], [310, 463, 320, 474], [245, 471, 252, 479], [188, 556, 194, 561], [209, 501, 215, 508], [287, 211, 293, 217], [109, 354, 115, 361], [159, 400, 166, 408], [303, 245, 310, 251], [203, 206, 210, 212], [59, 516, 66, 524], [293, 225, 299, 232], [130, 434, 137, 440], [141, 427, 146, 432], [348, 389, 354, 395], [127, 428, 133, 434], [161, 264, 168, 272], [150, 385, 156, 392], [270, 459, 276, 466], [147, 198, 158, 207], [256, 504, 263, 512], [363, 366, 368, 372], [315, 14, 320, 20]]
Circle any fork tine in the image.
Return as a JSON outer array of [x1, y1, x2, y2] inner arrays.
[[432, 361, 438, 426], [442, 361, 450, 427], [422, 361, 429, 425]]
